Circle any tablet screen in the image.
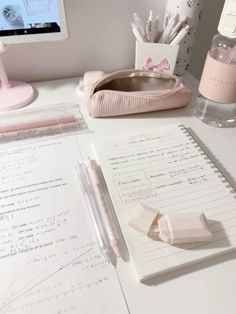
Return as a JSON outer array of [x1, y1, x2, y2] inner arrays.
[[0, 0, 67, 42]]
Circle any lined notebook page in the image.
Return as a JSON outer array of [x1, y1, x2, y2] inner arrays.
[[93, 124, 236, 280]]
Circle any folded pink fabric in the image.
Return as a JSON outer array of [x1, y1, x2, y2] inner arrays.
[[87, 69, 192, 118]]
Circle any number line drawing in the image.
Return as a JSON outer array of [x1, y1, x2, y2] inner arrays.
[[0, 248, 93, 311]]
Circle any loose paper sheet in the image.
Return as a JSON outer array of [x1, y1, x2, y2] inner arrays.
[[0, 136, 128, 313]]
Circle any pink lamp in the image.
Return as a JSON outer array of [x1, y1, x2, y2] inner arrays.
[[0, 43, 34, 111]]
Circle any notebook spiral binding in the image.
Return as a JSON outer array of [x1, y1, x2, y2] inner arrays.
[[179, 124, 236, 197]]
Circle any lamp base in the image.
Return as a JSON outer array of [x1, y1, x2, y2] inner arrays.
[[0, 81, 34, 111]]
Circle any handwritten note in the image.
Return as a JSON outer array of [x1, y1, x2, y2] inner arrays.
[[93, 124, 236, 280], [0, 136, 128, 313]]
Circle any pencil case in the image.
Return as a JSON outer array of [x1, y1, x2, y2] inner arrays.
[[87, 69, 192, 118]]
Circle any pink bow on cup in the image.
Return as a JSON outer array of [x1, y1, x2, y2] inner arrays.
[[143, 57, 170, 72]]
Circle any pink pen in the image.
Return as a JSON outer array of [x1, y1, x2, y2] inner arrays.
[[0, 113, 76, 133], [170, 24, 190, 45], [0, 121, 80, 142], [85, 158, 120, 258]]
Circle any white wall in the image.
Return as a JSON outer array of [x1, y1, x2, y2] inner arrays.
[[0, 0, 224, 82]]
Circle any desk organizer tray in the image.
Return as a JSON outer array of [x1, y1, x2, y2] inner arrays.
[[87, 69, 192, 117]]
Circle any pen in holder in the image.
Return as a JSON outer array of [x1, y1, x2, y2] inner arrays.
[[164, 0, 204, 75], [131, 10, 187, 75], [135, 41, 179, 75]]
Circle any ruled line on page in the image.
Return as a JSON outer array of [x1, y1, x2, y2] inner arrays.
[[93, 124, 236, 279]]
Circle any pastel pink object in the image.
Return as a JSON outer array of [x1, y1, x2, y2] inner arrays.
[[199, 52, 236, 103], [0, 43, 34, 111], [87, 69, 192, 118], [0, 114, 76, 133], [158, 211, 212, 244], [0, 121, 80, 142], [143, 57, 170, 72], [129, 203, 212, 244], [129, 203, 161, 240]]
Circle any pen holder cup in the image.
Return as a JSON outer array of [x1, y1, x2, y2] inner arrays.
[[135, 41, 179, 75]]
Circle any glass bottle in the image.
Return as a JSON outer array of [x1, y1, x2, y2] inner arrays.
[[193, 0, 236, 127]]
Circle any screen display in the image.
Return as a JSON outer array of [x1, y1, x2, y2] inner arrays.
[[0, 0, 61, 36]]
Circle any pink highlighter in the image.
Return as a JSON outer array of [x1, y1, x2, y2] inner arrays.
[[129, 203, 212, 244]]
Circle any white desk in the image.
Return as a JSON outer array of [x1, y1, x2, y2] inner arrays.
[[23, 73, 236, 313]]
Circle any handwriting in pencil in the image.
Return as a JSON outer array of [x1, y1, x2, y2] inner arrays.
[[0, 248, 93, 311]]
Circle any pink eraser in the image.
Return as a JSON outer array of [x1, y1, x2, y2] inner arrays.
[[158, 212, 212, 244], [129, 203, 212, 244], [128, 203, 160, 240]]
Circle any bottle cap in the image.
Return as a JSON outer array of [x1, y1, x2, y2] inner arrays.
[[218, 0, 236, 38]]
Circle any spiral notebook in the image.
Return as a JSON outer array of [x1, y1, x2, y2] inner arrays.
[[92, 124, 236, 281]]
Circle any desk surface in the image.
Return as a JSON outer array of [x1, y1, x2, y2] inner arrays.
[[27, 73, 236, 313]]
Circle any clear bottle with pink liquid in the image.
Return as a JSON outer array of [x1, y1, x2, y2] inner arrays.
[[194, 0, 236, 127]]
